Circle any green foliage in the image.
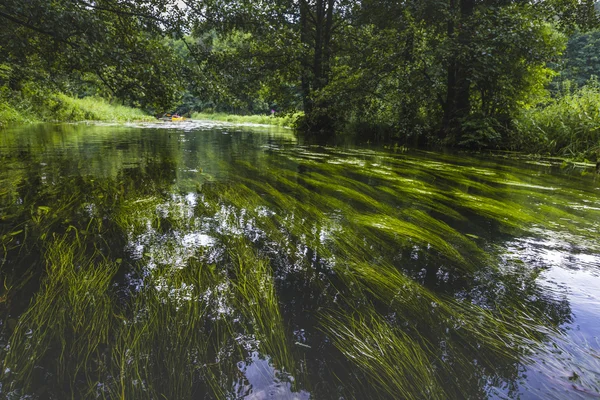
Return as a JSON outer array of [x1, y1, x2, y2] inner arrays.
[[0, 85, 152, 126], [191, 112, 301, 127], [513, 79, 600, 159], [0, 102, 32, 127], [1, 0, 596, 155], [42, 94, 153, 122], [0, 0, 185, 113], [184, 0, 570, 146], [556, 29, 600, 88]]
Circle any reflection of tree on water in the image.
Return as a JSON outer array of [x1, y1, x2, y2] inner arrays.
[[0, 126, 597, 399]]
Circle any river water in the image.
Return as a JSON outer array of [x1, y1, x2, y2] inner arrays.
[[0, 122, 599, 399]]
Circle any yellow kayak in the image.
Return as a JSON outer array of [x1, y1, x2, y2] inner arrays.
[[171, 116, 186, 122]]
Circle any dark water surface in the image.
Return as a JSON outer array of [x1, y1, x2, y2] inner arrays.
[[0, 122, 599, 399]]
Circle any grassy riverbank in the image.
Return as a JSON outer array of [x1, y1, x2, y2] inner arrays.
[[0, 90, 153, 128], [191, 112, 301, 127]]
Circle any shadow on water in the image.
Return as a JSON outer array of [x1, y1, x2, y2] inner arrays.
[[0, 122, 599, 399]]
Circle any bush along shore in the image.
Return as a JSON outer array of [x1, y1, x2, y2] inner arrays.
[[511, 80, 600, 161]]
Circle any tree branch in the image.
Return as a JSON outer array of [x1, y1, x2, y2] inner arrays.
[[0, 9, 79, 47]]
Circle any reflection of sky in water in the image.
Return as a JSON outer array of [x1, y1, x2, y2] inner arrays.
[[235, 352, 310, 400], [500, 235, 600, 399], [126, 193, 216, 270]]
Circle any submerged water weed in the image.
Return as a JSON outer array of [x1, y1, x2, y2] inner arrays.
[[108, 258, 224, 399], [324, 259, 563, 398], [320, 308, 443, 400], [106, 181, 300, 398], [1, 233, 118, 396], [227, 158, 484, 269], [227, 239, 296, 376]]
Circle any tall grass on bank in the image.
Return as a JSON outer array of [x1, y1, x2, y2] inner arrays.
[[41, 94, 154, 123], [0, 87, 152, 127], [191, 112, 301, 127], [0, 102, 35, 127], [513, 80, 600, 159]]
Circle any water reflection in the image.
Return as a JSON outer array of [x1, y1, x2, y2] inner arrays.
[[235, 352, 310, 400], [0, 123, 599, 399]]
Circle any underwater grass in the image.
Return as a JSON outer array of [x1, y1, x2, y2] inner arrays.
[[108, 258, 224, 399], [107, 183, 303, 398], [228, 157, 487, 269], [324, 258, 562, 398], [320, 308, 443, 400], [1, 233, 118, 395], [227, 239, 296, 376], [198, 163, 557, 397]]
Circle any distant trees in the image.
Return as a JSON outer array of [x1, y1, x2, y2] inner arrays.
[[183, 0, 357, 133], [558, 30, 600, 87]]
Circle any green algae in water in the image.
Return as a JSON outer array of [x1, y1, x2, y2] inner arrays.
[[1, 124, 599, 399]]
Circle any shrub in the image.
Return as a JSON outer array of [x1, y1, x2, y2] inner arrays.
[[512, 79, 600, 160]]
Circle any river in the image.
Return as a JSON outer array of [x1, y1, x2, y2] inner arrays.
[[0, 121, 599, 399]]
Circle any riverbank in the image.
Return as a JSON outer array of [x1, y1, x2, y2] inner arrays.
[[0, 92, 153, 128], [191, 112, 301, 128]]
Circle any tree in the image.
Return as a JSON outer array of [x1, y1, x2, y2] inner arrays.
[[0, 0, 185, 112], [557, 29, 600, 87], [185, 0, 357, 134], [440, 3, 565, 146]]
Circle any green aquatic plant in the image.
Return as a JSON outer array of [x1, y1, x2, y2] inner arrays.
[[320, 307, 443, 400], [108, 258, 223, 399], [228, 239, 296, 375], [1, 233, 118, 395], [324, 258, 562, 398]]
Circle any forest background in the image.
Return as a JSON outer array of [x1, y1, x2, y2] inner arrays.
[[2, 0, 600, 159]]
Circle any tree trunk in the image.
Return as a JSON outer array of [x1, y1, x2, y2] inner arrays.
[[441, 0, 474, 143], [300, 0, 312, 116], [300, 0, 336, 136]]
